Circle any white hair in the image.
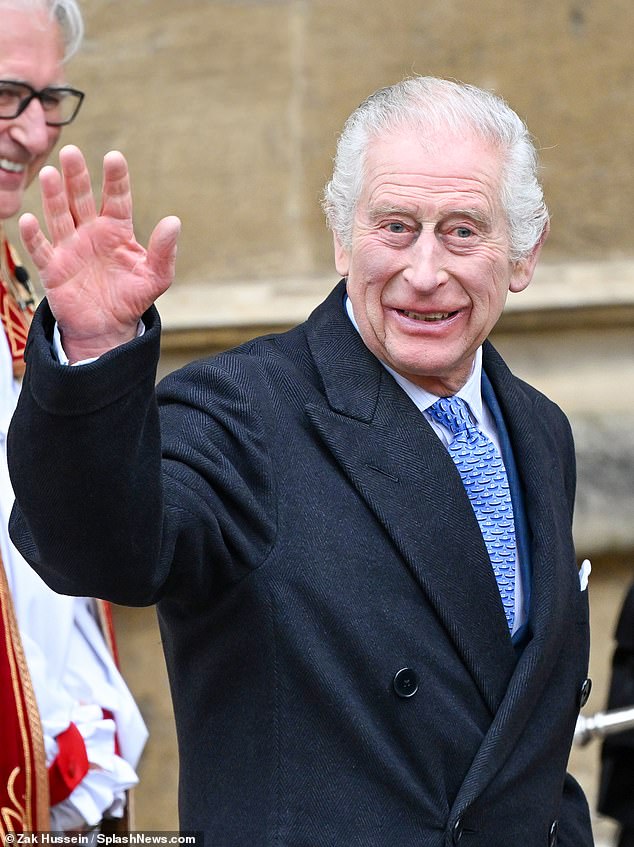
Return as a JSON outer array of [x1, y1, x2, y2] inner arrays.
[[323, 76, 549, 261], [1, 0, 84, 61]]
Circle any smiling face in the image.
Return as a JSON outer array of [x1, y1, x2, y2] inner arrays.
[[335, 127, 544, 396], [0, 5, 66, 221]]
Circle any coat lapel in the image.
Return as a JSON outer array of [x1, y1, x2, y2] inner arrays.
[[304, 284, 517, 713], [449, 343, 581, 813]]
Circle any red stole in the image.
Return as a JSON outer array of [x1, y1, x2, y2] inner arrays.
[[0, 233, 46, 834], [0, 559, 50, 834]]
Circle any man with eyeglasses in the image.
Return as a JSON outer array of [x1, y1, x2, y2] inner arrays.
[[0, 80, 84, 128], [0, 0, 146, 835]]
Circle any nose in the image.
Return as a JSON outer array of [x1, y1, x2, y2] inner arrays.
[[8, 97, 55, 155], [402, 231, 450, 291]]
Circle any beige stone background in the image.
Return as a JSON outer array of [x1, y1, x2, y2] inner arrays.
[[7, 0, 634, 840]]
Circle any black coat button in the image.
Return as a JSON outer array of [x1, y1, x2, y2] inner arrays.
[[393, 667, 419, 698], [452, 818, 463, 843], [548, 819, 558, 846], [579, 678, 592, 708]]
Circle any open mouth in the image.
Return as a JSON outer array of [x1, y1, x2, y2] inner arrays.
[[0, 158, 26, 174], [398, 309, 458, 322]]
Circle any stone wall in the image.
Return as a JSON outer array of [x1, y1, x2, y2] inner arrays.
[[14, 0, 634, 281], [7, 0, 633, 554]]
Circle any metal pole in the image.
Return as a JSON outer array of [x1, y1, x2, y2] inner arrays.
[[574, 706, 634, 746]]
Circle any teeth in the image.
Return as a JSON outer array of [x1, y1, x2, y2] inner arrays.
[[0, 158, 25, 174], [401, 310, 451, 322]]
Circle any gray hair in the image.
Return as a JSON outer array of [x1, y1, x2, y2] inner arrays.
[[1, 0, 84, 61], [323, 76, 549, 261]]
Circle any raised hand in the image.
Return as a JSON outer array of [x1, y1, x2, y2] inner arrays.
[[19, 144, 181, 363]]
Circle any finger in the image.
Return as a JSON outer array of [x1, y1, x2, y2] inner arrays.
[[59, 144, 97, 224], [100, 150, 133, 223], [19, 212, 55, 275], [147, 216, 181, 295], [38, 165, 77, 245]]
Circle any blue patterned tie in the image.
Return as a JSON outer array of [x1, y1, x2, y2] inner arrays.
[[428, 396, 516, 631]]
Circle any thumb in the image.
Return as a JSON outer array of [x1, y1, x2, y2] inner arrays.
[[147, 215, 181, 294]]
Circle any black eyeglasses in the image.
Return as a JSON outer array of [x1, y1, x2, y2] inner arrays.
[[0, 80, 84, 126]]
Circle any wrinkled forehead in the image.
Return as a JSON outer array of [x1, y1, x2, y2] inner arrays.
[[360, 125, 505, 195], [364, 118, 505, 167]]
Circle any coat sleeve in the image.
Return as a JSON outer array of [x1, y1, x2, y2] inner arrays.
[[8, 300, 166, 602], [8, 300, 277, 608]]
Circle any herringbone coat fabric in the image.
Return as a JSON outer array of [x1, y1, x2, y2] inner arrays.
[[8, 281, 593, 846]]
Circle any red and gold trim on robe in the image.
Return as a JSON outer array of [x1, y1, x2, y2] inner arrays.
[[0, 232, 47, 834], [0, 577, 130, 831], [0, 232, 36, 381], [0, 556, 50, 835]]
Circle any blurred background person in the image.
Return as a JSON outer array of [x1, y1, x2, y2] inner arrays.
[[0, 0, 147, 834], [598, 581, 634, 847]]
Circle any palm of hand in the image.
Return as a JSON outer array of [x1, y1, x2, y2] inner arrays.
[[42, 215, 162, 341], [19, 145, 180, 360]]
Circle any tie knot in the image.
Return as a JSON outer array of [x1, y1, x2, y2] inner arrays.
[[428, 396, 474, 435]]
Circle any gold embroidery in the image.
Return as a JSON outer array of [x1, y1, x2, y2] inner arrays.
[[0, 559, 49, 831], [0, 227, 36, 380], [1, 767, 26, 836]]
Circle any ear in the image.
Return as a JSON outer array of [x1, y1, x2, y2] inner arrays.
[[509, 221, 549, 293], [333, 232, 350, 277]]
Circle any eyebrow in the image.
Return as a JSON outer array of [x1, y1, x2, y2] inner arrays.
[[0, 78, 71, 89], [367, 204, 493, 229], [367, 204, 418, 221], [448, 208, 493, 229]]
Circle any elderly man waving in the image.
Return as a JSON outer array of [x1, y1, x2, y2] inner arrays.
[[9, 76, 592, 846]]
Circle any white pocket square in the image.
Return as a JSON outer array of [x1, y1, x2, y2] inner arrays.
[[579, 558, 592, 591]]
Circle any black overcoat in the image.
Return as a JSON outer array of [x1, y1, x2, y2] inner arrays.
[[8, 281, 593, 846]]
